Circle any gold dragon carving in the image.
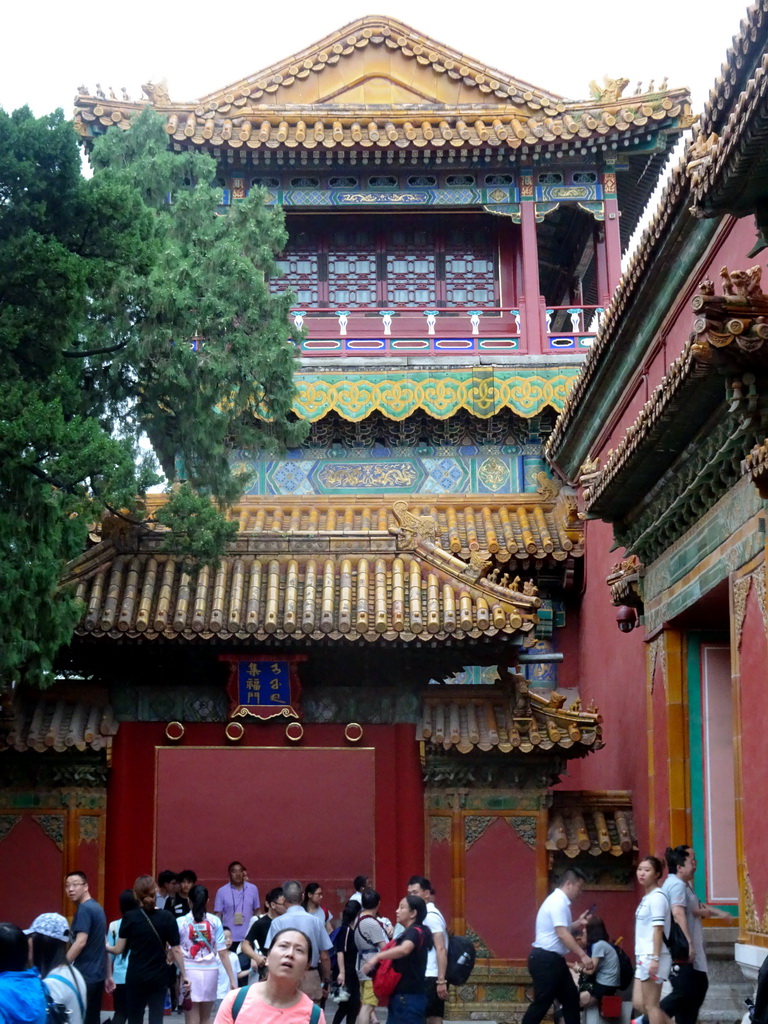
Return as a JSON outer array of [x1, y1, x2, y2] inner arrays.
[[588, 76, 630, 103], [391, 500, 438, 550]]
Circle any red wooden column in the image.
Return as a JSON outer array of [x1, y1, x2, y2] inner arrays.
[[602, 170, 622, 299], [594, 224, 610, 307], [519, 176, 545, 353]]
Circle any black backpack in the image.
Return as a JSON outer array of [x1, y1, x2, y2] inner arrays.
[[612, 943, 634, 991], [445, 934, 476, 986]]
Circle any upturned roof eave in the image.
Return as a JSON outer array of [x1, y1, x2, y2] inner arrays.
[[546, 5, 768, 477], [699, 0, 768, 139], [691, 54, 768, 218], [176, 95, 693, 119], [545, 171, 715, 478]]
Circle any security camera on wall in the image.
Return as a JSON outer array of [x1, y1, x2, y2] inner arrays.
[[616, 605, 638, 633]]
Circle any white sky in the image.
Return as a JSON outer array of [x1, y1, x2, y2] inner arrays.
[[0, 0, 754, 262], [1, 0, 752, 120]]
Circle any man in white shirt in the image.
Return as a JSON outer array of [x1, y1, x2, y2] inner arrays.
[[521, 868, 595, 1024], [634, 845, 731, 1024], [407, 876, 448, 1024]]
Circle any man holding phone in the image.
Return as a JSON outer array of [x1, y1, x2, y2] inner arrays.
[[521, 868, 595, 1024]]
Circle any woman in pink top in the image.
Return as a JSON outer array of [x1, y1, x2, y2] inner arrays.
[[214, 929, 318, 1024]]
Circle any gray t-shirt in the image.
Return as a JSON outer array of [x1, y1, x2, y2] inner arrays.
[[591, 940, 620, 987], [265, 906, 333, 968], [662, 875, 706, 972], [353, 915, 387, 981], [72, 899, 108, 983]]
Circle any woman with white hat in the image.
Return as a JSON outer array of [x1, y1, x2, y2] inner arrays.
[[26, 913, 87, 1024]]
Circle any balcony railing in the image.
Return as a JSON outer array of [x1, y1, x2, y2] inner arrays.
[[288, 305, 603, 356], [545, 306, 605, 351]]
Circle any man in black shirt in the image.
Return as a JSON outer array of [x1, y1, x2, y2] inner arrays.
[[240, 888, 288, 978], [65, 871, 112, 1024], [155, 871, 178, 910]]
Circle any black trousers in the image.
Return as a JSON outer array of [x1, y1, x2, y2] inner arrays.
[[661, 966, 709, 1024], [84, 980, 105, 1024], [521, 949, 580, 1024], [125, 979, 167, 1024], [112, 984, 127, 1024], [332, 974, 361, 1024]]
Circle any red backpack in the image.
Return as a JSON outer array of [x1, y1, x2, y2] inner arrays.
[[371, 928, 424, 1004], [371, 940, 400, 1003]]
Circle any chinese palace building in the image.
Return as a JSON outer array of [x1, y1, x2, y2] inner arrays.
[[546, 0, 768, 1007], [0, 14, 721, 1018]]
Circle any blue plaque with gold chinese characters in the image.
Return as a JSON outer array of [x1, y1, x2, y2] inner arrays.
[[220, 654, 306, 721]]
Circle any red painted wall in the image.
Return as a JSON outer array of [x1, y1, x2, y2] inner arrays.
[[0, 814, 64, 925], [105, 721, 423, 922], [464, 817, 537, 959], [557, 519, 648, 827], [550, 517, 648, 954], [427, 820, 453, 925], [155, 746, 376, 912], [738, 583, 768, 919]]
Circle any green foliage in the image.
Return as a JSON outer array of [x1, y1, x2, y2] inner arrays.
[[154, 485, 239, 565], [87, 109, 306, 498], [0, 106, 303, 688]]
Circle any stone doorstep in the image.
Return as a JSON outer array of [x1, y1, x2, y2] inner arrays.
[[699, 928, 753, 1024]]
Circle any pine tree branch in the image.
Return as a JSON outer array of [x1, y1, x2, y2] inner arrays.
[[61, 342, 129, 358], [23, 462, 79, 494]]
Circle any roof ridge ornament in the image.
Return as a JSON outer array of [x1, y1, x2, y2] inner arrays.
[[588, 76, 629, 103], [142, 80, 171, 105], [391, 499, 438, 550]]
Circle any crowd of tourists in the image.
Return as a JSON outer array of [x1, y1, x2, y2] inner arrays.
[[0, 866, 449, 1024], [0, 845, 752, 1024], [522, 845, 734, 1024]]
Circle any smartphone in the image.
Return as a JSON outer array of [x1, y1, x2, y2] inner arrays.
[[589, 903, 597, 914]]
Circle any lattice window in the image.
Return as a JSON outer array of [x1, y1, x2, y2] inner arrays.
[[327, 229, 378, 306], [272, 215, 500, 308], [386, 228, 437, 305], [272, 232, 319, 304], [444, 230, 496, 307]]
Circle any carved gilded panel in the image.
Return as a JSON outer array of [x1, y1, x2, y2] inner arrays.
[[507, 815, 537, 848], [32, 814, 65, 850], [78, 815, 101, 844], [465, 921, 495, 958], [0, 815, 21, 843], [648, 635, 666, 691], [733, 574, 753, 650], [743, 865, 768, 935], [430, 816, 452, 844], [464, 815, 495, 849]]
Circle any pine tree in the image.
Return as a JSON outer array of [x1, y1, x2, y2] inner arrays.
[[0, 106, 302, 688]]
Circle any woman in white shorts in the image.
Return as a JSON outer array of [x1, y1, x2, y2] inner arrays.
[[177, 885, 236, 1024], [633, 856, 672, 1024]]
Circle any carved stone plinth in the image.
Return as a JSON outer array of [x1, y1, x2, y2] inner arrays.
[[445, 963, 532, 1023]]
